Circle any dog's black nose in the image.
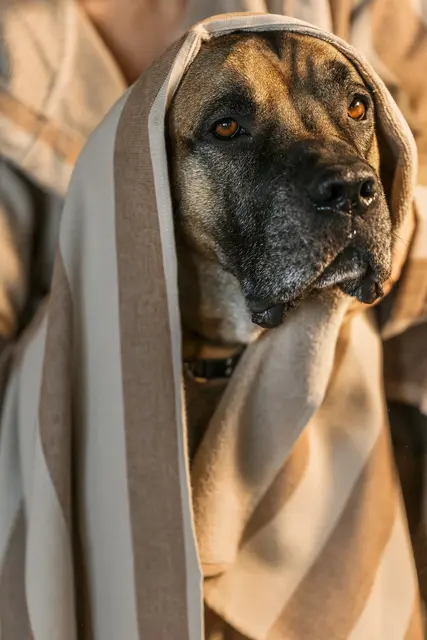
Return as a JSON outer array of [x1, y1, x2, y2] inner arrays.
[[308, 164, 378, 215]]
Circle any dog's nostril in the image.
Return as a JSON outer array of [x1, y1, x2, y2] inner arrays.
[[310, 180, 346, 206], [326, 183, 346, 206], [359, 179, 377, 202]]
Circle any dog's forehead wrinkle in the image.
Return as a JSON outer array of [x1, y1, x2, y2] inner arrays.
[[288, 97, 338, 137], [225, 44, 288, 106], [280, 36, 362, 95]]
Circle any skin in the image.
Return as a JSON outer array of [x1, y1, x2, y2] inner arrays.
[[78, 0, 186, 82], [167, 32, 393, 347]]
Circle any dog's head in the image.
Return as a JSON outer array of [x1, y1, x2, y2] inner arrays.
[[167, 32, 393, 333]]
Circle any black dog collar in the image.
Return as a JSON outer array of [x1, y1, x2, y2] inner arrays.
[[184, 350, 244, 382]]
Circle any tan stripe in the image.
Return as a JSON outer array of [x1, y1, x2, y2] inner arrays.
[[38, 252, 73, 527], [386, 258, 427, 326], [114, 36, 192, 639], [242, 429, 310, 544], [268, 426, 397, 640], [205, 605, 250, 640], [0, 92, 84, 165], [404, 595, 424, 639], [384, 320, 427, 410], [72, 524, 94, 640], [0, 505, 33, 639]]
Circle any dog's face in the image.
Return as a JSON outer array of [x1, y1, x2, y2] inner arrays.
[[167, 32, 392, 332]]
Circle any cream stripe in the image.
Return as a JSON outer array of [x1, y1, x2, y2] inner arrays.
[[0, 369, 23, 572], [205, 313, 383, 638], [149, 31, 204, 640], [59, 92, 140, 640], [349, 509, 418, 640], [0, 505, 33, 639], [25, 425, 76, 640]]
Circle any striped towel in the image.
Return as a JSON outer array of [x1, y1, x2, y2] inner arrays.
[[0, 10, 426, 640]]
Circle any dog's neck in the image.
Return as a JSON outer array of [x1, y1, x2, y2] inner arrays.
[[177, 240, 261, 360]]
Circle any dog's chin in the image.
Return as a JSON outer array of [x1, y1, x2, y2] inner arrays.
[[248, 247, 388, 329]]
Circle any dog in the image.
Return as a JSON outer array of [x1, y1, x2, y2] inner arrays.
[[166, 31, 393, 456]]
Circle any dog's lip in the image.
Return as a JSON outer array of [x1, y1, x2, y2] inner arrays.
[[247, 298, 279, 314], [247, 247, 367, 315], [314, 247, 367, 290], [250, 303, 287, 329], [247, 247, 385, 328]]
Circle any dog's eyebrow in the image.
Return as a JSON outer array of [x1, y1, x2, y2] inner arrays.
[[199, 91, 256, 124], [326, 59, 354, 85]]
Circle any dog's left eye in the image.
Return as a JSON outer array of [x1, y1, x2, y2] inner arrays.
[[212, 119, 244, 139], [348, 96, 368, 121]]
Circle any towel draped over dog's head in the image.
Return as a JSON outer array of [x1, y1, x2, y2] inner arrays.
[[5, 12, 427, 640]]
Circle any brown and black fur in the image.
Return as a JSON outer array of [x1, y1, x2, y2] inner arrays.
[[166, 32, 394, 454]]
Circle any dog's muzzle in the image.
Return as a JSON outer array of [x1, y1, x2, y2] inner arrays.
[[245, 151, 389, 330]]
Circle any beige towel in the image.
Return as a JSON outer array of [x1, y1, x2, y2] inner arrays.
[[0, 12, 425, 640]]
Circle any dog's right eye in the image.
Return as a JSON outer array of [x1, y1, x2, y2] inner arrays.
[[212, 119, 244, 139]]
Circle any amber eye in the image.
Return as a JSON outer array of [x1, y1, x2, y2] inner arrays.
[[213, 119, 240, 139], [348, 97, 367, 121]]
